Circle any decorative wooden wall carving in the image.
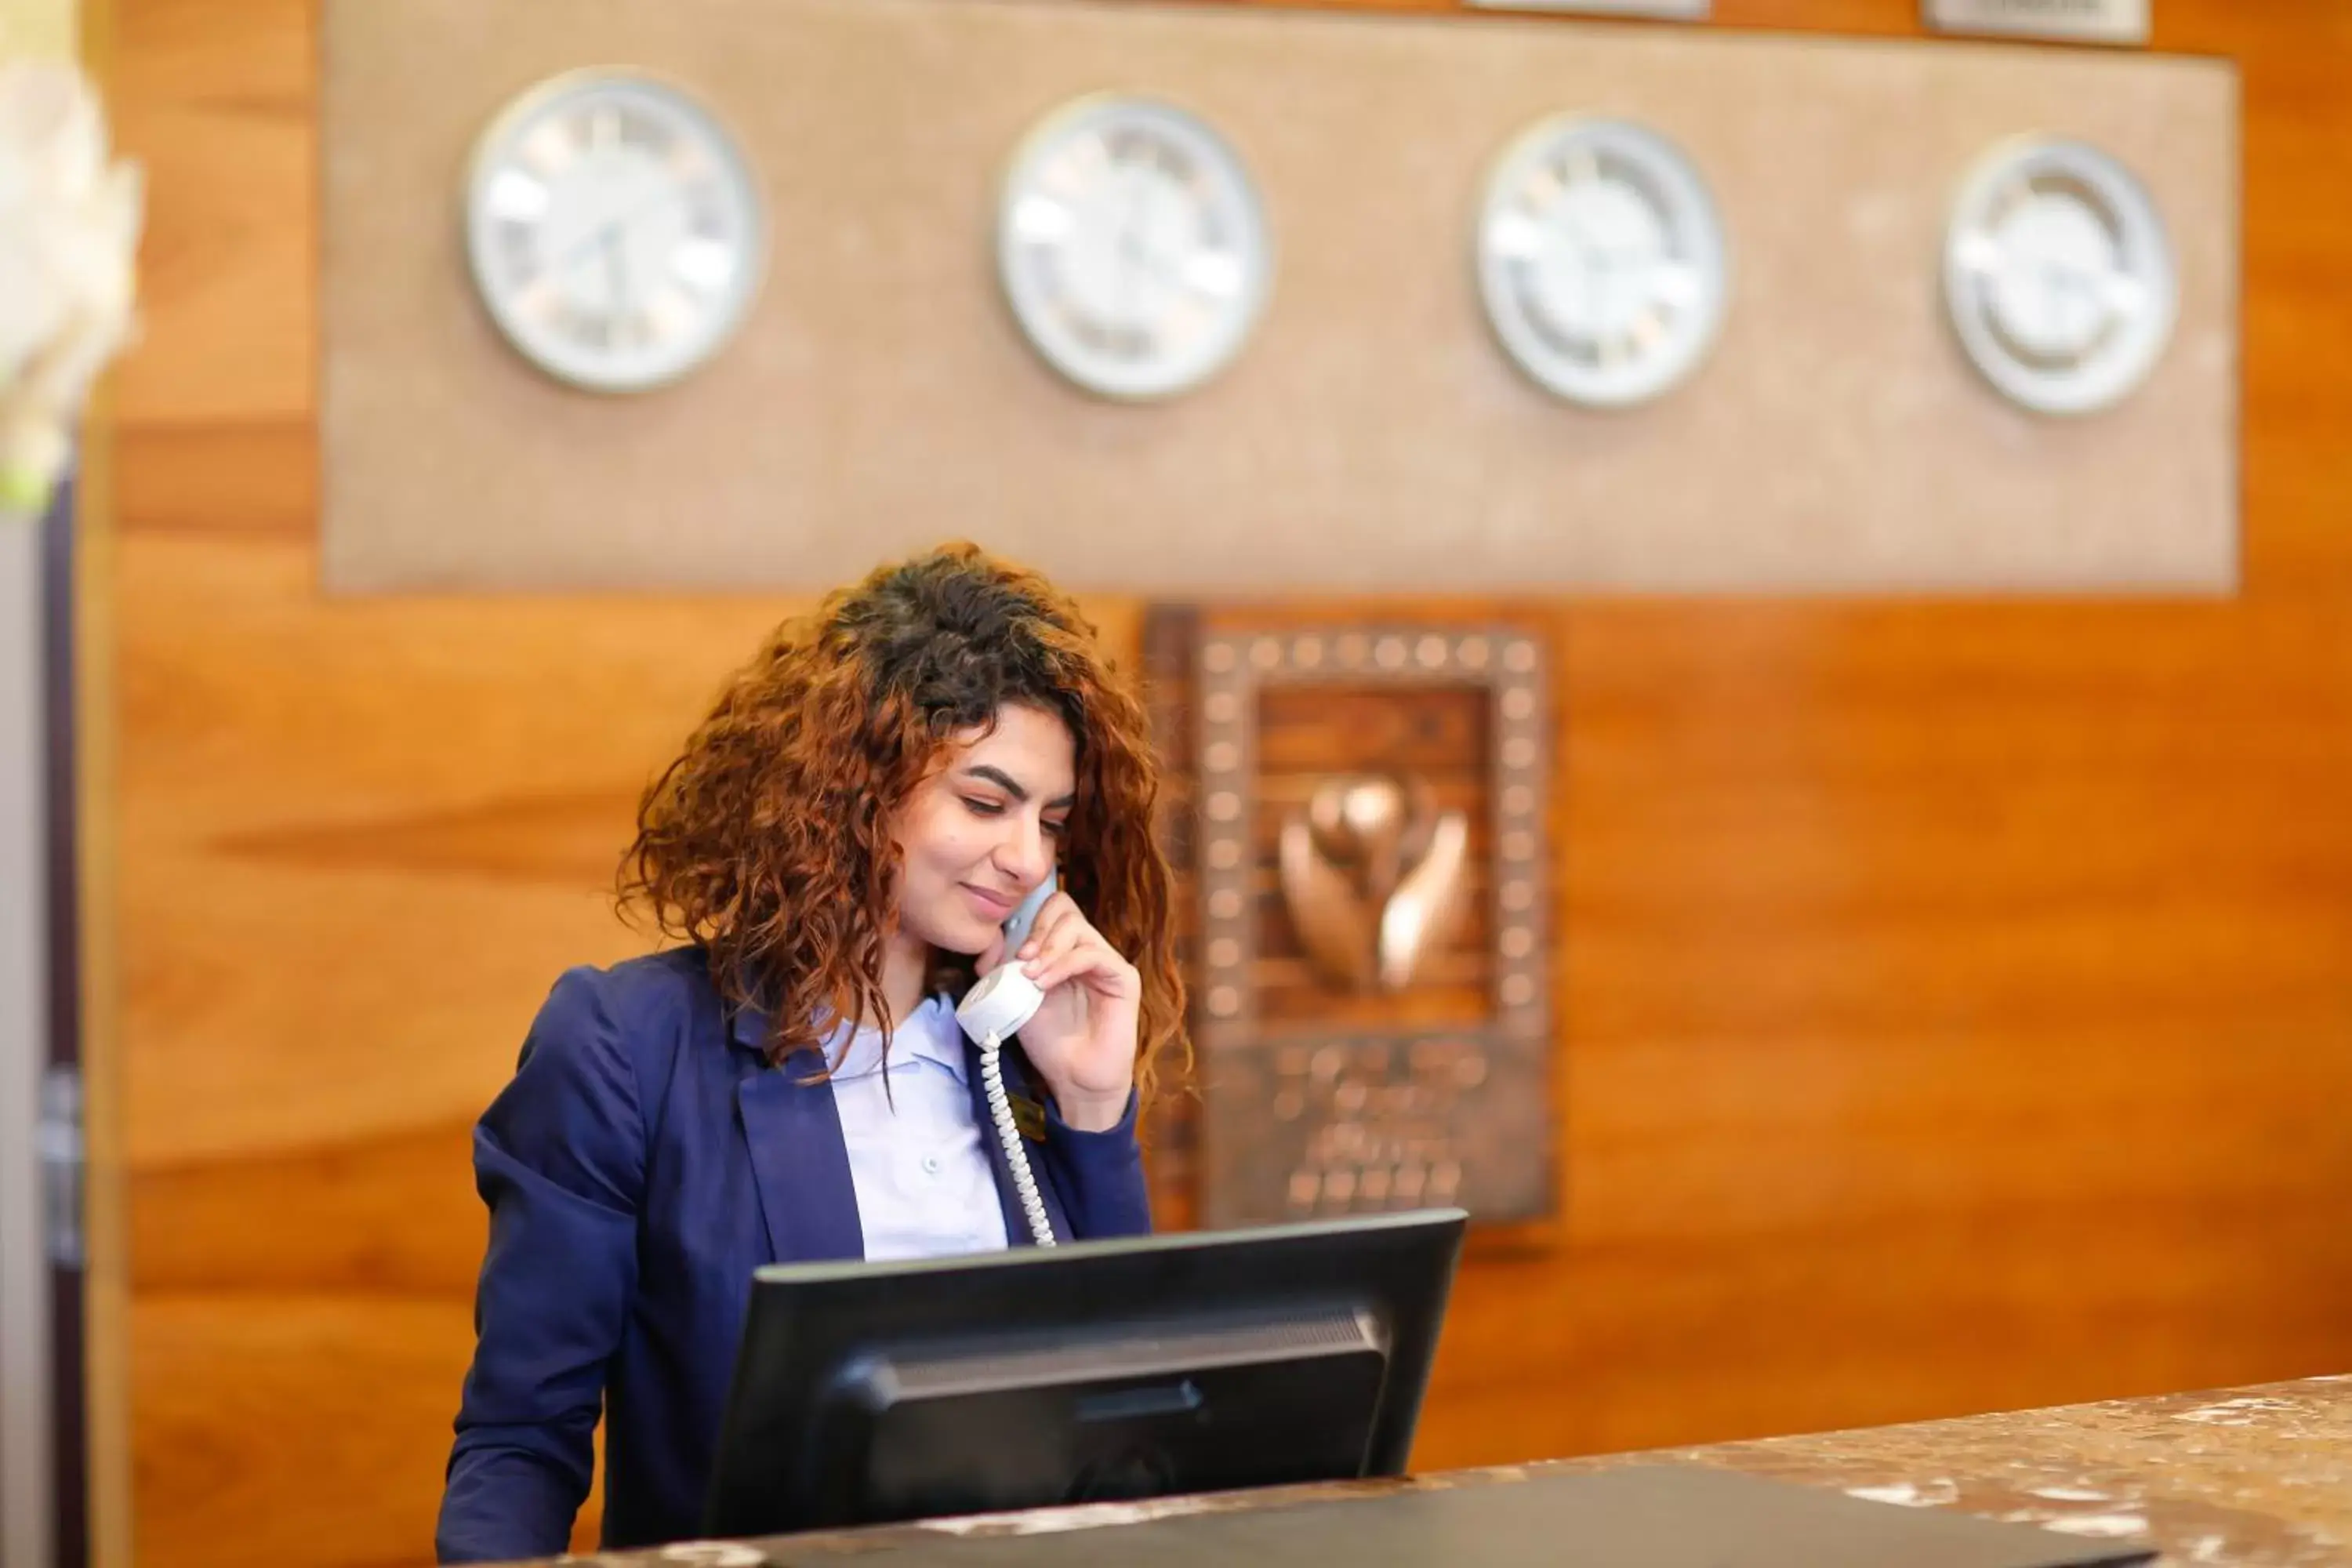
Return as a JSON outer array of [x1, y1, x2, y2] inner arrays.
[[1149, 611, 1555, 1228]]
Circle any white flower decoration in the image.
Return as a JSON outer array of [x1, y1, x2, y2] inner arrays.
[[0, 45, 143, 517]]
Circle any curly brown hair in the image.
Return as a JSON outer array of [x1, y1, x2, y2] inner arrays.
[[619, 543, 1187, 1109]]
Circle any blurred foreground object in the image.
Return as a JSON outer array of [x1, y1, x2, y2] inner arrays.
[[0, 41, 141, 517]]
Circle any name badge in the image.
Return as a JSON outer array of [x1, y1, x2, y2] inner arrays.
[[1009, 1094, 1049, 1144]]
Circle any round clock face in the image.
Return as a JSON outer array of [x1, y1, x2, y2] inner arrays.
[[463, 71, 767, 394], [1476, 116, 1730, 408], [1944, 137, 2176, 416], [996, 95, 1273, 401]]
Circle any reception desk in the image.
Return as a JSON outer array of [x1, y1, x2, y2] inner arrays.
[[520, 1377, 2349, 1566]]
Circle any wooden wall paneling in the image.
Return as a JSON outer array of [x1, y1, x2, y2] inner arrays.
[[70, 6, 137, 1566], [97, 0, 2352, 1565]]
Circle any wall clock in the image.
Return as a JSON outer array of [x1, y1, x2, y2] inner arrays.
[[1475, 114, 1730, 408], [996, 94, 1274, 401], [463, 69, 768, 393], [1943, 136, 2177, 416]]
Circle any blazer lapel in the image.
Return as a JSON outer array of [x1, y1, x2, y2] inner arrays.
[[965, 1038, 1073, 1247], [733, 1007, 864, 1265]]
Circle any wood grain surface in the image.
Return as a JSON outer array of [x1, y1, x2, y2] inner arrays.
[[93, 0, 2352, 1564]]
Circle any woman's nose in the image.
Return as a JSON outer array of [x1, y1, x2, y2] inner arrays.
[[996, 813, 1053, 884]]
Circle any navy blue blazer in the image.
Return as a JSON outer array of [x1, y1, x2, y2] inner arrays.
[[434, 947, 1152, 1564]]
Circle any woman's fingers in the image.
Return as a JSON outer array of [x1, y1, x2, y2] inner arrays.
[[1007, 891, 1138, 996], [1024, 915, 1091, 978], [1025, 939, 1138, 999], [1015, 891, 1081, 959]]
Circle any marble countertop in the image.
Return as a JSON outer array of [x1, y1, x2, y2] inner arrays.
[[553, 1374, 2352, 1566], [1578, 1374, 2352, 1567]]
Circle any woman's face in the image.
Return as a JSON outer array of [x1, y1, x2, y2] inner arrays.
[[890, 702, 1076, 955]]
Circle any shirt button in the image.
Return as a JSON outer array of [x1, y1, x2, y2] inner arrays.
[[921, 1154, 942, 1176]]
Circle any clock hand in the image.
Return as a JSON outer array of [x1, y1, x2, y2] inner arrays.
[[601, 227, 631, 314], [2067, 263, 2104, 337], [1121, 187, 1193, 295], [552, 187, 685, 274], [1567, 227, 1613, 318], [1116, 166, 1154, 322], [2035, 258, 2085, 342]]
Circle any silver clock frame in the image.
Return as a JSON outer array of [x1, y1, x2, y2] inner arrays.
[[462, 67, 771, 395], [1475, 114, 1731, 410], [1941, 134, 2178, 417], [994, 92, 1275, 402]]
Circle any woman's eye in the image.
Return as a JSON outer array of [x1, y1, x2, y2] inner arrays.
[[1043, 819, 1067, 838], [962, 797, 1005, 818]]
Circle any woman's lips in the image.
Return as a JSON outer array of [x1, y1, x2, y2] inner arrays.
[[962, 883, 1017, 919]]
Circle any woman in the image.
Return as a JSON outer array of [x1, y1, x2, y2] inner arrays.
[[434, 544, 1186, 1563]]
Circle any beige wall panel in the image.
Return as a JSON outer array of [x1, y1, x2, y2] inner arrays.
[[320, 0, 2238, 594]]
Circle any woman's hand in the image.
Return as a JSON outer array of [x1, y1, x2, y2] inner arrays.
[[975, 891, 1138, 1132]]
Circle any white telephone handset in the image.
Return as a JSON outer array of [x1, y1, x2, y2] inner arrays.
[[954, 873, 1059, 1247]]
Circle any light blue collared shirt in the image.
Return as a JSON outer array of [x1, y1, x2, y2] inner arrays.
[[826, 993, 1012, 1263]]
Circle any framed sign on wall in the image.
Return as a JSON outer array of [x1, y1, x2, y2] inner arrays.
[[1147, 609, 1557, 1231]]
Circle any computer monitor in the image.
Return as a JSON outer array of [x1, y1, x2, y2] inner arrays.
[[701, 1208, 1468, 1539]]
